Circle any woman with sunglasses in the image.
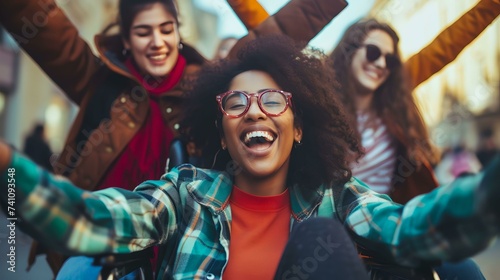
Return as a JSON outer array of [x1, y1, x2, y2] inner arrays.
[[1, 35, 500, 280], [328, 17, 495, 279], [329, 19, 439, 204], [329, 0, 500, 204]]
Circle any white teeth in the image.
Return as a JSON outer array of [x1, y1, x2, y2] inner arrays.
[[366, 70, 379, 79], [244, 131, 274, 143], [149, 54, 166, 61]]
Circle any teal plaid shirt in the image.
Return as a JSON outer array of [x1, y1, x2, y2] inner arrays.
[[2, 152, 499, 279]]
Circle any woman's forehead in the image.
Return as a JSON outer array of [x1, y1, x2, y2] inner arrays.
[[132, 3, 177, 27], [363, 30, 395, 54], [228, 70, 281, 91]]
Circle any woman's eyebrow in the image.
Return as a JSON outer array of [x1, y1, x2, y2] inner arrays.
[[230, 88, 275, 93], [257, 88, 273, 93], [132, 21, 175, 30]]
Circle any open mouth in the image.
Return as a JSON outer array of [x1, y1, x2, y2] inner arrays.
[[148, 54, 167, 61], [364, 65, 386, 80], [242, 131, 276, 150]]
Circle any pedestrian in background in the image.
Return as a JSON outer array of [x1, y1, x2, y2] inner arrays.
[[23, 123, 53, 172]]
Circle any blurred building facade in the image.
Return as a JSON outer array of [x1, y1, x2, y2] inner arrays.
[[370, 0, 500, 151]]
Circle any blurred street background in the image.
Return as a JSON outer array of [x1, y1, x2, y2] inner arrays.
[[0, 0, 499, 279]]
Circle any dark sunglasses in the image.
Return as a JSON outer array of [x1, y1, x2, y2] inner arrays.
[[362, 44, 401, 70]]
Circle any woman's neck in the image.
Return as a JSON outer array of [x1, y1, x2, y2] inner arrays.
[[234, 171, 288, 196], [355, 91, 375, 115]]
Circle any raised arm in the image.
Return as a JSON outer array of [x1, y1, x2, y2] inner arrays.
[[227, 0, 268, 30], [336, 156, 500, 267], [228, 0, 348, 59], [0, 0, 100, 104], [0, 143, 177, 255], [404, 0, 500, 88]]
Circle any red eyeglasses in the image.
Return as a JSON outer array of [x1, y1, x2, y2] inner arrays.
[[216, 89, 293, 118], [362, 44, 401, 70]]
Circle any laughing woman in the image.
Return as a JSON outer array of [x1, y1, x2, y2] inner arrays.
[[1, 36, 500, 280]]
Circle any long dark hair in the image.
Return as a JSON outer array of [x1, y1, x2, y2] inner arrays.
[[118, 0, 179, 41], [182, 36, 362, 189], [329, 19, 438, 166]]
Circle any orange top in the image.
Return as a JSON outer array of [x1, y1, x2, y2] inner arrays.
[[223, 186, 291, 279]]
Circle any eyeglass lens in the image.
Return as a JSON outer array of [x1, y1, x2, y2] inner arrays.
[[222, 91, 288, 116], [365, 44, 400, 69]]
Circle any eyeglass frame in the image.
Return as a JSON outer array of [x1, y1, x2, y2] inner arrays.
[[360, 44, 401, 70], [215, 89, 293, 118]]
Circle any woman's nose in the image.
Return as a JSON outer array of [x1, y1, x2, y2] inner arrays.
[[373, 55, 387, 69], [151, 31, 164, 47], [244, 97, 266, 120]]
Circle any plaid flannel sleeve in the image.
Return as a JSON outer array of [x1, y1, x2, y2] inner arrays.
[[337, 157, 500, 267], [0, 151, 179, 256]]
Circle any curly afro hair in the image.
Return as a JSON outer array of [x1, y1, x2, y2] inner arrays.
[[182, 35, 362, 190]]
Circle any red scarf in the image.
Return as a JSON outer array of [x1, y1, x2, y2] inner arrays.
[[97, 55, 186, 191]]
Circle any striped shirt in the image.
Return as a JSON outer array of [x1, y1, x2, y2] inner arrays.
[[351, 113, 396, 194], [1, 152, 498, 280]]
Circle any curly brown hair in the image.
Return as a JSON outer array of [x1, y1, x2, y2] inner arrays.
[[182, 35, 362, 189], [328, 19, 438, 166]]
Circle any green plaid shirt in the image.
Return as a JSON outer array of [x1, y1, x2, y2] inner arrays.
[[2, 152, 499, 279]]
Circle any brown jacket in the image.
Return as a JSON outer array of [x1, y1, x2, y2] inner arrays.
[[0, 0, 348, 275], [405, 0, 500, 88]]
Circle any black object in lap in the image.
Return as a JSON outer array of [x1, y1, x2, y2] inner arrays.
[[167, 138, 189, 171], [274, 217, 370, 280]]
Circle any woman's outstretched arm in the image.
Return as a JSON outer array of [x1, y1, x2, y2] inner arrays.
[[405, 0, 500, 88], [336, 154, 500, 266], [227, 0, 268, 30], [0, 142, 178, 256]]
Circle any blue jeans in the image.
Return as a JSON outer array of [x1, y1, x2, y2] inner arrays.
[[434, 259, 485, 280], [56, 256, 138, 280], [56, 235, 484, 280]]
